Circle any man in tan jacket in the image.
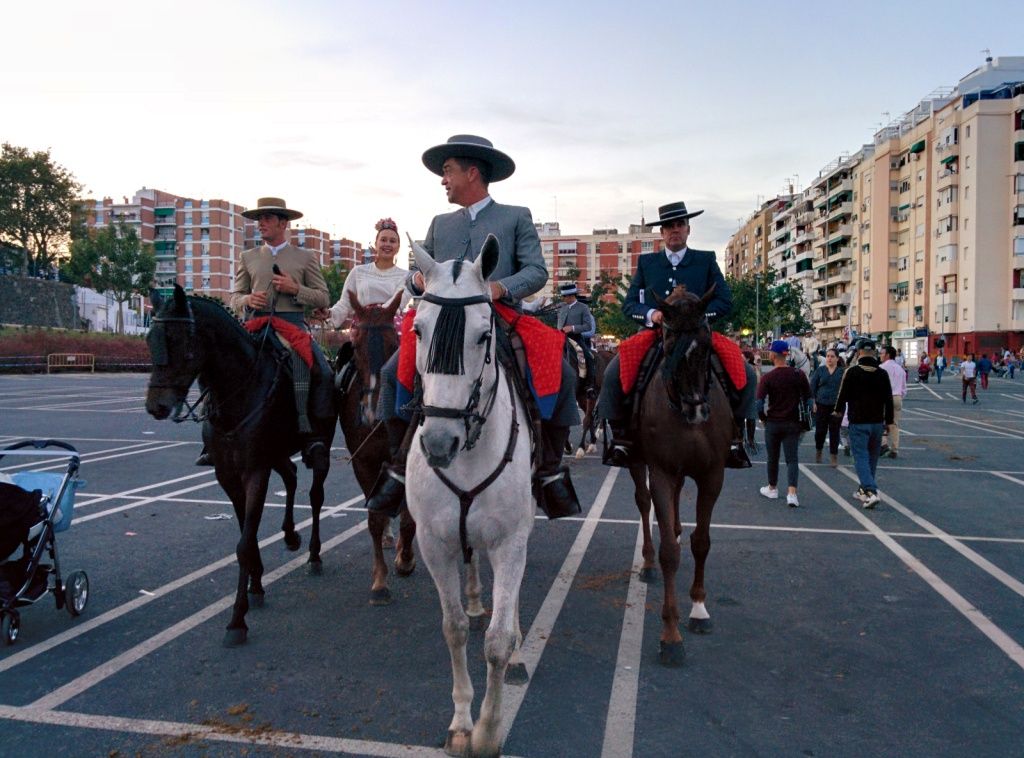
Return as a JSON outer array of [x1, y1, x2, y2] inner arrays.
[[195, 197, 333, 467]]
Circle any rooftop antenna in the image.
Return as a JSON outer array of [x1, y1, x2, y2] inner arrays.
[[981, 48, 992, 63], [553, 195, 558, 224], [640, 200, 645, 226]]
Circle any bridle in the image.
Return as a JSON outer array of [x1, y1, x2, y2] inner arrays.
[[415, 291, 520, 564], [660, 311, 712, 412]]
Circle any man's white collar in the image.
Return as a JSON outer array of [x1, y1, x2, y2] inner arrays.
[[467, 196, 493, 221]]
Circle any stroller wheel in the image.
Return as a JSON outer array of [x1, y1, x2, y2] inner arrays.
[[2, 611, 19, 646], [65, 570, 89, 617]]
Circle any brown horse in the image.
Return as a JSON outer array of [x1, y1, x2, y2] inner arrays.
[[628, 284, 730, 666], [565, 342, 614, 458], [334, 291, 416, 605]]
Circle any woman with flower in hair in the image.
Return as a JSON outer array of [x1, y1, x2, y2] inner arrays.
[[313, 218, 410, 328]]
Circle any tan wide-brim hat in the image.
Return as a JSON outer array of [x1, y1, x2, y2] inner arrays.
[[241, 197, 303, 221], [422, 135, 516, 182]]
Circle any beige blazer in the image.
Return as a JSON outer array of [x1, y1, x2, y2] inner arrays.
[[230, 244, 330, 315]]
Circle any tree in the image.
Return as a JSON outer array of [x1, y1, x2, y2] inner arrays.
[[726, 267, 811, 340], [589, 270, 636, 339], [0, 143, 82, 276], [322, 262, 349, 306], [65, 223, 156, 333]]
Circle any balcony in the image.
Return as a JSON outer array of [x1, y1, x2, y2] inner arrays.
[[1013, 288, 1024, 301], [826, 244, 853, 260], [154, 216, 176, 226], [827, 178, 853, 198], [827, 268, 853, 284], [826, 317, 846, 329], [824, 292, 851, 308], [826, 202, 854, 222], [827, 224, 853, 243]]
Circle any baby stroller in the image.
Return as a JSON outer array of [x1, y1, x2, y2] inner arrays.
[[0, 440, 88, 645]]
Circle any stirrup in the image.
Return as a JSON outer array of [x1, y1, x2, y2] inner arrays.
[[534, 467, 581, 519], [366, 464, 406, 518]]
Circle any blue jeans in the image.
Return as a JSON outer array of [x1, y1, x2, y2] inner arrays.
[[935, 366, 943, 383], [848, 423, 884, 492]]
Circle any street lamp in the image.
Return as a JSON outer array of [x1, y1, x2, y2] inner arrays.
[[754, 272, 762, 348]]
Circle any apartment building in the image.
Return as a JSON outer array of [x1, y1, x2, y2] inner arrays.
[[86, 187, 362, 305], [537, 223, 662, 297], [724, 197, 777, 279]]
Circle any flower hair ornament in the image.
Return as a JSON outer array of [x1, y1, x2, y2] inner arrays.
[[375, 218, 398, 234]]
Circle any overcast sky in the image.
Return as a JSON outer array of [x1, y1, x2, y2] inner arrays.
[[4, 1, 1019, 262]]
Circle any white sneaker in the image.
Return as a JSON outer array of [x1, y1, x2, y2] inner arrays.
[[786, 493, 800, 508], [853, 488, 868, 502], [862, 492, 880, 509], [759, 486, 779, 500]]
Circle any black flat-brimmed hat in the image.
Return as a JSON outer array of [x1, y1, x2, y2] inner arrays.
[[422, 135, 516, 182], [241, 197, 303, 221], [649, 201, 704, 225]]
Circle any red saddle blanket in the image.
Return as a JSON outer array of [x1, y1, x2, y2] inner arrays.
[[397, 303, 565, 418], [245, 317, 314, 368], [618, 329, 746, 394]]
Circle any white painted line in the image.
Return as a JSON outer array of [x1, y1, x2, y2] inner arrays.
[[992, 471, 1024, 488], [0, 705, 474, 758], [918, 382, 942, 400], [601, 524, 647, 758], [945, 393, 960, 402], [0, 441, 168, 473], [801, 466, 1024, 672], [36, 396, 147, 410], [30, 519, 370, 710], [0, 495, 364, 675], [907, 407, 1024, 439], [74, 479, 223, 523], [501, 467, 620, 731], [831, 466, 1024, 600], [74, 469, 219, 508]]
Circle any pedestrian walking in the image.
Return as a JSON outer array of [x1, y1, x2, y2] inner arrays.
[[962, 354, 979, 403], [935, 351, 946, 383], [756, 340, 812, 508], [978, 353, 992, 390], [809, 348, 844, 466], [834, 340, 894, 509], [879, 346, 907, 458]]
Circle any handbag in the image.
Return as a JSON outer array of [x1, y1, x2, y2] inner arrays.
[[795, 367, 812, 432]]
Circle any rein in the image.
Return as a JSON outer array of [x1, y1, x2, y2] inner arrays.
[[660, 313, 712, 412], [416, 291, 517, 563]]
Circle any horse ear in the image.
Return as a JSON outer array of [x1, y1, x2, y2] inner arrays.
[[408, 233, 436, 280], [383, 290, 402, 318], [150, 288, 163, 311], [347, 289, 363, 314], [173, 283, 188, 312], [474, 234, 500, 282], [699, 283, 716, 310]]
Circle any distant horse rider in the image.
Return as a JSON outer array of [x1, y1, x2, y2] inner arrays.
[[200, 196, 333, 469], [598, 200, 751, 469], [367, 134, 582, 520], [557, 281, 598, 397]]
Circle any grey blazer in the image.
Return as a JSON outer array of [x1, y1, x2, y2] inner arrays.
[[557, 300, 596, 339], [411, 200, 548, 302]]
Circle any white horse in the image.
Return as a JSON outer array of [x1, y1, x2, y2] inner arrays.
[[407, 234, 534, 758]]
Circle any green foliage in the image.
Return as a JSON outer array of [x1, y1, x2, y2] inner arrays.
[[322, 262, 349, 306], [0, 143, 82, 276], [590, 270, 637, 339], [726, 267, 811, 340], [63, 223, 156, 333]]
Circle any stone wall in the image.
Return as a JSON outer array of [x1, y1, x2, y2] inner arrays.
[[0, 275, 78, 328]]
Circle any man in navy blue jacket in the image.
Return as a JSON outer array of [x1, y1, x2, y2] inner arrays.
[[599, 201, 749, 468]]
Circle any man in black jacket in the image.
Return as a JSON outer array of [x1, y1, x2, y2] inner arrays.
[[833, 340, 894, 509]]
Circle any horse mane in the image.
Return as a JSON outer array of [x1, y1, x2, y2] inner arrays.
[[185, 294, 257, 345], [427, 303, 467, 375]]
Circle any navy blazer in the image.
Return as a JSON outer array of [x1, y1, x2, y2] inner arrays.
[[622, 248, 731, 326]]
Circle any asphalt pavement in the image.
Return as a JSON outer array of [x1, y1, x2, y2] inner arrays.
[[0, 372, 1022, 757]]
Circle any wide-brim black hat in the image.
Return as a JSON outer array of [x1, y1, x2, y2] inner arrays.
[[648, 200, 704, 226], [422, 135, 516, 182], [241, 197, 303, 221]]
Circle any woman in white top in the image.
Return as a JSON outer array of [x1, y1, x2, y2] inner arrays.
[[313, 218, 410, 328]]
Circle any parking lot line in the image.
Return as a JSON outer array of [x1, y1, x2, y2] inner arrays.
[[601, 523, 647, 758], [802, 466, 1024, 672], [904, 407, 1024, 439], [502, 467, 620, 731], [29, 518, 370, 710], [0, 495, 363, 676]]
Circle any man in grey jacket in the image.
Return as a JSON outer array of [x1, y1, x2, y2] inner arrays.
[[557, 282, 597, 396], [368, 135, 581, 519]]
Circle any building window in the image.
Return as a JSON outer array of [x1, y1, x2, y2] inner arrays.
[[914, 278, 923, 294], [916, 224, 925, 238], [964, 185, 970, 199], [1015, 237, 1024, 256], [966, 125, 971, 138], [963, 278, 968, 290], [915, 250, 924, 262], [965, 156, 971, 169]]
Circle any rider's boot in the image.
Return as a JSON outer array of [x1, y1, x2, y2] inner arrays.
[[534, 423, 582, 519], [603, 419, 637, 468], [195, 446, 214, 466], [725, 416, 753, 469], [365, 418, 410, 518]]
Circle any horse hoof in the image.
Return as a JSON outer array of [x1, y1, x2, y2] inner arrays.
[[284, 532, 302, 551], [638, 567, 658, 584], [369, 587, 392, 606], [688, 617, 713, 634], [248, 592, 265, 609], [444, 729, 472, 757], [504, 662, 529, 685], [658, 640, 686, 667], [395, 560, 416, 578], [307, 560, 323, 576], [574, 448, 585, 460], [223, 628, 247, 647]]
